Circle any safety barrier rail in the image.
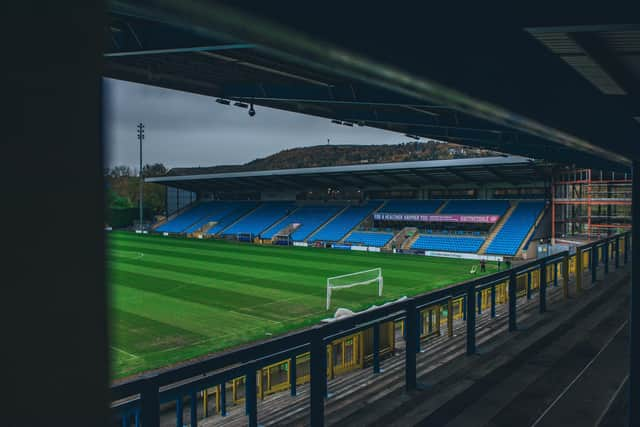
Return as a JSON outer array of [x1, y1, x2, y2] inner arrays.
[[111, 232, 630, 427]]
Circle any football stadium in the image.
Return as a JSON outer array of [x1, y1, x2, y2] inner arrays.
[[98, 5, 637, 426], [12, 3, 640, 427], [112, 155, 552, 378]]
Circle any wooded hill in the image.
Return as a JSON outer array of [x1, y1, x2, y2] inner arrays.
[[168, 141, 502, 176]]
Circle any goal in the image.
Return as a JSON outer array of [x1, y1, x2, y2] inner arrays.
[[326, 268, 383, 310]]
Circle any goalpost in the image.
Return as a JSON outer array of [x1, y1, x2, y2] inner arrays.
[[326, 268, 383, 310]]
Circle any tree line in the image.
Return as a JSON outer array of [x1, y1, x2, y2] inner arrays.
[[105, 163, 167, 216]]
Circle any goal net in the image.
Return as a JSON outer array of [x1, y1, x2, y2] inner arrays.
[[326, 268, 383, 310]]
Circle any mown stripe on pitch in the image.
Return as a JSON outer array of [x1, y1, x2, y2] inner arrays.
[[111, 252, 329, 295], [112, 308, 207, 354], [112, 284, 274, 336], [111, 266, 320, 322], [110, 233, 472, 270], [111, 268, 279, 309], [110, 242, 441, 283]]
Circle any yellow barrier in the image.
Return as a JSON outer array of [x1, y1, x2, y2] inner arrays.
[[419, 306, 442, 338], [452, 296, 465, 320], [202, 385, 221, 417], [224, 321, 395, 405]]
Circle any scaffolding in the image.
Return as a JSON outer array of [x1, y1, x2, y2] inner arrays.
[[552, 168, 631, 241]]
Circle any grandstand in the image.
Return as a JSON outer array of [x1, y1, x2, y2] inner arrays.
[[308, 201, 381, 242], [486, 201, 545, 256], [24, 3, 640, 427], [440, 199, 510, 215], [147, 157, 551, 259], [411, 235, 485, 253], [221, 201, 295, 238], [262, 205, 343, 241], [378, 199, 442, 214], [345, 231, 395, 247]]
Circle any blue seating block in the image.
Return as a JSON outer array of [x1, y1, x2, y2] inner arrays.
[[440, 200, 510, 215], [411, 235, 485, 253], [345, 231, 394, 247], [262, 205, 343, 241], [222, 202, 295, 236], [308, 201, 381, 242], [378, 200, 442, 213], [486, 201, 545, 256]]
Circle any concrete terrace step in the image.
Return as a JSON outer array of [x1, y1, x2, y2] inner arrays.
[[198, 260, 619, 427], [478, 201, 518, 255]]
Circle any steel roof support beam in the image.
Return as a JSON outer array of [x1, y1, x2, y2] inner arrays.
[[349, 174, 387, 188], [484, 166, 519, 186], [378, 172, 420, 188], [263, 176, 307, 190], [446, 168, 481, 185], [411, 170, 449, 187], [569, 32, 639, 96], [104, 43, 256, 57], [223, 83, 449, 109]]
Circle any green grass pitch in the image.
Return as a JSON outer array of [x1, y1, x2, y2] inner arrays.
[[108, 231, 497, 379]]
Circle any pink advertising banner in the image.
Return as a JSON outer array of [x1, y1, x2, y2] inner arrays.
[[373, 213, 500, 223]]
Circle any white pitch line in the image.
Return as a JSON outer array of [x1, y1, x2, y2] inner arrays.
[[110, 346, 140, 360]]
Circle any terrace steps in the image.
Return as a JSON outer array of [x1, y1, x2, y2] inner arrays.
[[305, 205, 350, 242], [216, 203, 261, 235], [207, 280, 576, 427], [151, 200, 198, 230], [478, 201, 518, 255], [190, 220, 218, 237], [386, 227, 416, 250], [401, 230, 421, 250], [433, 200, 447, 214], [515, 204, 548, 255], [258, 206, 301, 237], [338, 201, 387, 244]]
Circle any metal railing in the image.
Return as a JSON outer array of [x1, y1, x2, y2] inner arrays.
[[111, 231, 630, 427]]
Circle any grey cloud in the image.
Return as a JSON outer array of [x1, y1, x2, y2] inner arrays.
[[104, 78, 404, 170]]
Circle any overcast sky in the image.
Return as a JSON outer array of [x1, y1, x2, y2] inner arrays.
[[103, 78, 405, 170]]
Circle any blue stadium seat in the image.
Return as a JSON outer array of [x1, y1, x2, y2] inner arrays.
[[261, 205, 343, 241], [378, 199, 442, 213], [206, 202, 258, 235], [308, 201, 381, 242], [486, 201, 545, 256], [440, 200, 510, 215], [411, 235, 485, 253], [222, 202, 296, 237], [156, 201, 222, 233], [345, 231, 394, 247]]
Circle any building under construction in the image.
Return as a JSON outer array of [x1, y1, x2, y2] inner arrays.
[[552, 168, 631, 242]]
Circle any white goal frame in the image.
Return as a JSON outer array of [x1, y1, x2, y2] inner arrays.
[[326, 268, 383, 310]]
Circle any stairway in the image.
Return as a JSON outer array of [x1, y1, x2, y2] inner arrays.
[[151, 200, 199, 230], [401, 230, 421, 250], [433, 199, 448, 214], [477, 201, 518, 254], [197, 220, 218, 235], [216, 203, 262, 235], [338, 201, 387, 243], [514, 205, 548, 254], [305, 205, 349, 242]]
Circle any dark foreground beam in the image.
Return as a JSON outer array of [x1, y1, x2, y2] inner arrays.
[[630, 161, 640, 427], [6, 2, 108, 426]]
